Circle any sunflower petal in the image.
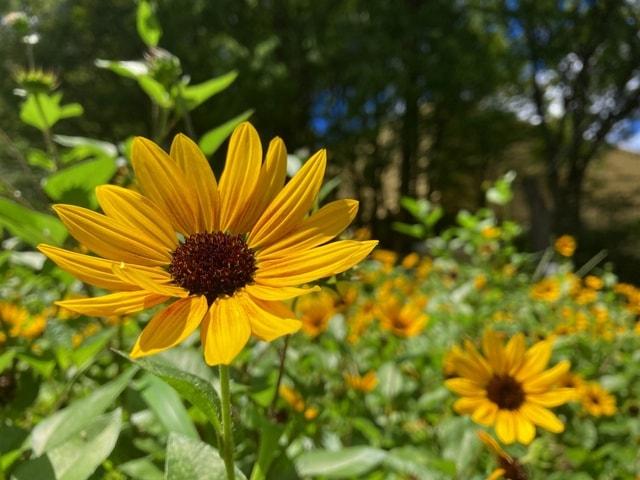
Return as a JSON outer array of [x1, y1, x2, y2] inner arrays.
[[520, 403, 564, 433], [95, 185, 177, 250], [505, 333, 526, 374], [170, 133, 220, 232], [218, 122, 262, 233], [112, 262, 188, 298], [515, 339, 552, 381], [132, 137, 198, 235], [524, 360, 571, 392], [201, 296, 251, 365], [257, 199, 359, 260], [245, 284, 320, 301], [527, 388, 575, 407], [55, 291, 168, 317], [249, 149, 326, 249], [452, 396, 486, 414], [234, 136, 287, 233], [131, 295, 207, 358], [243, 297, 302, 341], [495, 411, 516, 444], [445, 378, 485, 397], [514, 413, 536, 444], [482, 330, 506, 375], [255, 240, 378, 287], [471, 401, 498, 426]]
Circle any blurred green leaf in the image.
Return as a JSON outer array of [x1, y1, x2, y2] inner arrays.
[[378, 363, 403, 399], [199, 110, 253, 155], [13, 409, 122, 480], [53, 135, 118, 159], [295, 447, 387, 478], [16, 353, 56, 378], [0, 198, 67, 247], [165, 433, 246, 480], [178, 71, 238, 111], [136, 0, 162, 47], [20, 93, 83, 131], [139, 76, 172, 108], [29, 367, 136, 455], [140, 374, 199, 439], [27, 149, 55, 171], [70, 328, 115, 369], [42, 156, 117, 208], [119, 457, 164, 480], [95, 59, 148, 79]]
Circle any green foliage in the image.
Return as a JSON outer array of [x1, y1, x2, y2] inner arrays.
[[0, 198, 67, 247], [136, 0, 163, 48], [19, 93, 83, 132]]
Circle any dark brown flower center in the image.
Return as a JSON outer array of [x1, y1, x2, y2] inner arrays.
[[486, 374, 525, 410], [169, 232, 257, 304], [498, 457, 528, 480]]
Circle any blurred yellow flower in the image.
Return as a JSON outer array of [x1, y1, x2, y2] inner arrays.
[[530, 278, 560, 302], [0, 302, 47, 342], [477, 431, 527, 480], [481, 226, 501, 240], [297, 289, 336, 337], [554, 235, 576, 257], [416, 258, 433, 279], [378, 297, 428, 338], [401, 252, 420, 269], [38, 123, 376, 366], [304, 406, 319, 420], [279, 384, 305, 412], [584, 275, 603, 290], [579, 382, 617, 417], [344, 370, 378, 392], [445, 331, 573, 445], [474, 274, 488, 290], [346, 300, 375, 344]]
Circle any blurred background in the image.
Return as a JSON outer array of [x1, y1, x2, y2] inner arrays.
[[1, 0, 639, 279]]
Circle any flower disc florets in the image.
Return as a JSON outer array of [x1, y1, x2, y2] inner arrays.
[[169, 232, 257, 304], [486, 374, 525, 410]]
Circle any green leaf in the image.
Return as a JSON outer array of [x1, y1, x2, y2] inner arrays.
[[136, 0, 163, 47], [29, 367, 136, 455], [165, 433, 247, 480], [16, 353, 56, 378], [178, 71, 238, 112], [392, 222, 426, 239], [42, 156, 117, 208], [95, 59, 148, 79], [119, 457, 164, 480], [140, 374, 199, 439], [19, 93, 82, 131], [295, 447, 387, 478], [138, 75, 172, 108], [0, 198, 67, 247], [53, 135, 118, 158], [199, 110, 254, 155], [27, 149, 55, 171], [0, 349, 16, 371], [378, 363, 403, 399], [70, 328, 115, 369], [115, 350, 221, 434], [13, 409, 122, 480]]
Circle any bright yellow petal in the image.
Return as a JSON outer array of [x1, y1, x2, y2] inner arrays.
[[471, 401, 498, 426], [494, 411, 516, 444], [131, 137, 198, 235], [170, 133, 220, 232], [514, 412, 536, 444], [482, 330, 506, 374], [131, 295, 207, 358], [504, 333, 525, 374], [520, 403, 564, 433], [95, 185, 177, 251], [112, 262, 188, 298], [257, 199, 359, 260], [234, 136, 287, 233], [218, 122, 262, 233], [445, 378, 485, 397], [255, 240, 378, 287], [53, 204, 169, 267], [201, 296, 251, 365], [452, 396, 486, 414], [527, 388, 575, 407], [515, 339, 552, 381], [244, 284, 320, 301], [55, 291, 167, 317], [488, 468, 506, 480], [249, 148, 326, 249], [523, 360, 571, 392], [243, 297, 302, 341]]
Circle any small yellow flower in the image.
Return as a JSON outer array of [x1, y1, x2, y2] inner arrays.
[[474, 274, 488, 290], [554, 235, 576, 257], [584, 275, 603, 290], [371, 248, 397, 267], [579, 382, 617, 417], [445, 331, 574, 445], [574, 288, 597, 305], [401, 252, 420, 269], [297, 289, 336, 337], [279, 384, 305, 412], [481, 226, 501, 240], [304, 406, 319, 420], [38, 123, 376, 366], [346, 300, 375, 344], [344, 370, 378, 392], [416, 258, 433, 279], [378, 297, 428, 338], [530, 278, 560, 302]]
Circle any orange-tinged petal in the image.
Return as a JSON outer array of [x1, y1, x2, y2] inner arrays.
[[255, 240, 377, 287], [218, 122, 262, 233], [514, 413, 536, 444], [55, 291, 168, 317], [523, 360, 570, 392], [170, 133, 219, 232], [53, 204, 170, 266], [131, 295, 207, 358], [520, 403, 564, 433], [471, 401, 498, 426], [505, 333, 526, 374], [249, 149, 326, 249], [95, 185, 177, 251], [482, 330, 506, 374], [201, 296, 251, 365], [445, 378, 485, 397], [243, 297, 301, 341], [515, 339, 552, 381], [452, 396, 486, 414], [495, 411, 516, 444], [245, 284, 320, 301], [132, 137, 198, 235], [488, 468, 506, 480], [257, 199, 359, 260], [527, 388, 575, 407], [234, 136, 287, 233], [112, 262, 188, 298]]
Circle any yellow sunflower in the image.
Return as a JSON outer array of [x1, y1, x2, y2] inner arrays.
[[38, 122, 376, 365], [579, 382, 617, 417], [378, 296, 428, 338], [344, 370, 378, 392], [445, 330, 574, 445]]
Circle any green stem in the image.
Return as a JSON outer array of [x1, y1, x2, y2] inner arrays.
[[219, 365, 236, 480], [33, 94, 59, 168]]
